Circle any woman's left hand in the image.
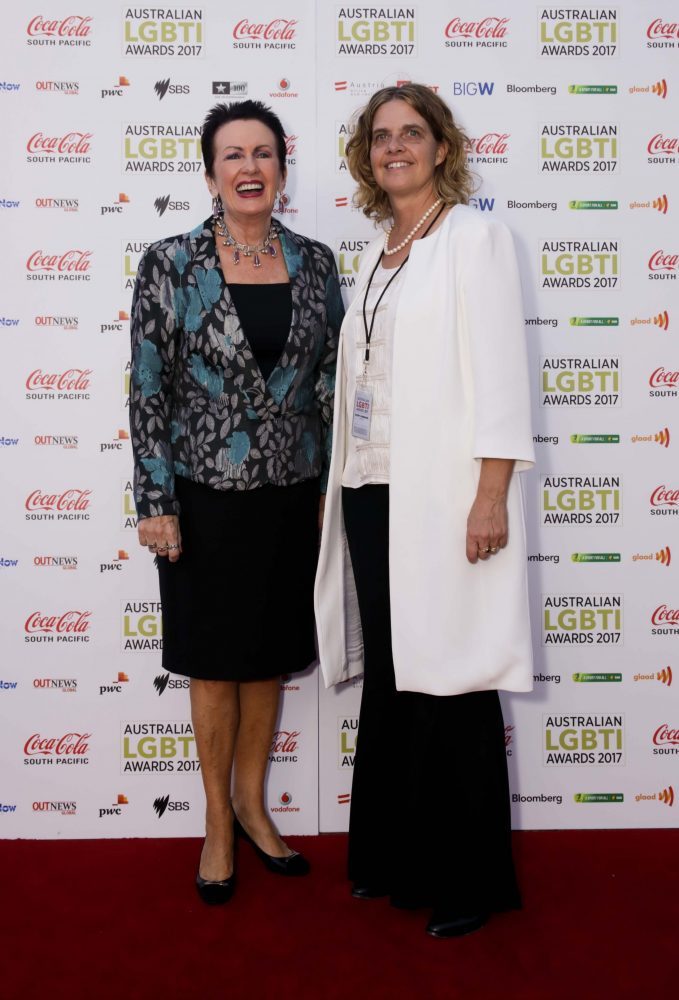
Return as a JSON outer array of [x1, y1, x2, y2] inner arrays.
[[466, 493, 508, 563]]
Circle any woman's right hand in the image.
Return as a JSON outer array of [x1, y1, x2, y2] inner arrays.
[[137, 514, 182, 563]]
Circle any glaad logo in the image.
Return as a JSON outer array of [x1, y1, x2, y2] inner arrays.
[[634, 666, 673, 686], [631, 427, 670, 448], [153, 794, 189, 817], [629, 79, 668, 99], [636, 786, 675, 806]]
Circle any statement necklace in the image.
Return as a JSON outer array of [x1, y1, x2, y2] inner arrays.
[[215, 216, 279, 267], [383, 197, 443, 256]]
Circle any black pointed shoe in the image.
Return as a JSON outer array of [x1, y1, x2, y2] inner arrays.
[[234, 816, 310, 876], [426, 911, 488, 938], [195, 871, 236, 905]]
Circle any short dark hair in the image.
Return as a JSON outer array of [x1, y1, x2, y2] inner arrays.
[[201, 100, 287, 177]]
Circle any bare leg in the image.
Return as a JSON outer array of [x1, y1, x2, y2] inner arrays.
[[190, 678, 239, 880], [232, 677, 292, 858]]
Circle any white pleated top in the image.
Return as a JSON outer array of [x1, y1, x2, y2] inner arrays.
[[341, 261, 407, 487]]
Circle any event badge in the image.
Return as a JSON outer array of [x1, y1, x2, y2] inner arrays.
[[352, 386, 373, 440]]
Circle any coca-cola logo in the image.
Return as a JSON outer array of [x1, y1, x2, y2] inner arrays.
[[647, 134, 678, 155], [444, 16, 509, 39], [24, 732, 90, 755], [653, 724, 679, 746], [650, 367, 679, 387], [647, 19, 679, 40], [25, 489, 92, 512], [27, 250, 92, 273], [651, 486, 679, 507], [26, 368, 92, 391], [233, 18, 297, 40], [467, 133, 509, 155], [27, 15, 92, 37], [284, 134, 297, 156], [27, 132, 92, 154], [649, 250, 679, 273], [504, 724, 514, 747], [651, 605, 679, 625], [25, 610, 92, 634], [271, 730, 300, 753]]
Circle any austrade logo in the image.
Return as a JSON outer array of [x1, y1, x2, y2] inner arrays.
[[33, 555, 78, 571], [153, 794, 190, 817], [232, 17, 297, 50], [33, 800, 76, 816], [540, 123, 617, 173], [652, 724, 679, 755], [541, 240, 619, 289], [99, 794, 128, 819], [35, 314, 78, 331], [25, 489, 91, 522], [154, 78, 190, 100], [100, 552, 129, 575], [634, 667, 672, 686], [336, 121, 356, 172], [647, 19, 679, 49], [335, 238, 370, 288], [647, 134, 679, 165], [122, 601, 162, 652], [35, 79, 79, 96], [122, 124, 202, 174], [34, 434, 78, 450], [636, 786, 674, 807], [651, 605, 679, 637], [541, 356, 619, 407], [650, 485, 679, 516], [121, 721, 197, 773], [542, 594, 622, 645], [33, 677, 78, 692], [100, 673, 129, 696], [123, 8, 204, 57], [443, 15, 509, 48], [24, 732, 91, 765], [101, 76, 130, 99], [25, 610, 92, 644], [648, 250, 678, 280], [123, 240, 152, 291], [541, 475, 621, 525], [122, 480, 137, 530], [154, 194, 190, 217], [544, 714, 624, 766], [213, 81, 248, 97], [336, 7, 415, 57], [25, 368, 92, 401], [35, 197, 79, 213], [26, 250, 92, 282], [339, 716, 358, 767], [269, 730, 300, 764], [152, 672, 190, 696], [26, 131, 92, 164], [271, 791, 299, 814], [649, 367, 678, 398], [631, 547, 671, 568], [466, 133, 509, 165], [26, 15, 92, 47], [539, 8, 618, 57]]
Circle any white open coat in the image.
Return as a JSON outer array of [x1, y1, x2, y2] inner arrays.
[[314, 206, 535, 696]]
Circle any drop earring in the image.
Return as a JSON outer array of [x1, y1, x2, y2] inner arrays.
[[212, 194, 223, 219]]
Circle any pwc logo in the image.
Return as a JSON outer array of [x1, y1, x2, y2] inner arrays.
[[101, 76, 130, 99], [99, 794, 128, 819], [100, 551, 129, 574], [99, 672, 129, 695]]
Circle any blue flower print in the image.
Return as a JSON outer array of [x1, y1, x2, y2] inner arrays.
[[172, 246, 189, 275], [132, 340, 163, 397], [188, 354, 223, 399], [195, 266, 222, 311], [184, 286, 203, 332], [141, 455, 172, 489], [280, 233, 303, 278], [226, 430, 251, 466], [174, 460, 191, 478], [267, 366, 297, 404]]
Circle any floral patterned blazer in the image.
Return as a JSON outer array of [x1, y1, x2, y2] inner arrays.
[[130, 218, 342, 520]]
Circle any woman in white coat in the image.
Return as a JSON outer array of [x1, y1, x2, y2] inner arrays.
[[314, 84, 535, 938]]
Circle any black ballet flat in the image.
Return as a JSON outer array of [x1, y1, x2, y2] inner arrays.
[[426, 911, 488, 938], [234, 816, 310, 877], [351, 884, 389, 899], [195, 871, 236, 905]]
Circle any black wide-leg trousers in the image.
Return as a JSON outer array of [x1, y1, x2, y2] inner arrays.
[[342, 484, 521, 914]]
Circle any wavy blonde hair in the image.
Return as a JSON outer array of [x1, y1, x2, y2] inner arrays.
[[345, 83, 475, 223]]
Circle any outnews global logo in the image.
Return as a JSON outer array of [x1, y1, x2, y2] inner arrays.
[[123, 8, 204, 57], [539, 8, 617, 57], [544, 714, 624, 766], [543, 594, 622, 645], [336, 8, 415, 56]]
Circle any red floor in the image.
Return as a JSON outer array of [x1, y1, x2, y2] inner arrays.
[[2, 831, 678, 999]]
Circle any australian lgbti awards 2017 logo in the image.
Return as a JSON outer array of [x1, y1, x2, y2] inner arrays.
[[539, 123, 617, 173], [122, 601, 162, 652], [334, 238, 369, 289], [339, 717, 358, 767], [543, 715, 624, 766], [123, 241, 151, 290], [540, 356, 619, 407], [336, 7, 415, 56], [542, 594, 622, 645], [121, 721, 197, 773], [26, 15, 92, 47], [538, 8, 617, 57], [336, 120, 356, 172], [123, 8, 204, 56], [122, 480, 137, 530], [443, 15, 509, 49], [541, 475, 621, 525], [122, 125, 201, 174], [541, 240, 619, 289]]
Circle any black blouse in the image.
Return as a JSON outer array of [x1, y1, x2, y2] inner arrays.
[[227, 282, 292, 383]]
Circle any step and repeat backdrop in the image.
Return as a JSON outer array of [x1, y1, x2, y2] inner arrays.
[[1, 1, 677, 838]]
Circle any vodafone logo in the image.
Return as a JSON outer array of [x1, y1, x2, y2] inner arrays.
[[26, 368, 92, 392], [444, 16, 509, 39], [648, 250, 679, 273], [650, 486, 679, 507], [27, 132, 92, 154], [653, 724, 679, 746], [25, 489, 91, 512], [26, 16, 92, 38], [233, 18, 297, 40], [27, 250, 91, 273], [647, 19, 679, 40]]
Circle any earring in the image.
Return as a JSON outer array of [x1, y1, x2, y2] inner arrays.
[[212, 194, 223, 219]]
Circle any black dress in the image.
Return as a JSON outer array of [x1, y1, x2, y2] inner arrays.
[[157, 284, 320, 681]]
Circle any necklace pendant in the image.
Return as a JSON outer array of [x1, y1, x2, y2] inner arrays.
[[233, 249, 240, 265], [269, 244, 277, 258], [253, 253, 262, 268]]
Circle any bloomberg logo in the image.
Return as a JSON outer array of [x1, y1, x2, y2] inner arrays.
[[452, 80, 495, 96]]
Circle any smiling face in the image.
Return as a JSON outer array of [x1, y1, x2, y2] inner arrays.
[[369, 99, 447, 203], [206, 118, 286, 227]]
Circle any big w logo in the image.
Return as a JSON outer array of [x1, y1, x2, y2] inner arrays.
[[470, 197, 495, 212]]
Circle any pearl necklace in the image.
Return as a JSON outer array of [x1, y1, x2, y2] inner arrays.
[[383, 198, 443, 256], [215, 216, 279, 267]]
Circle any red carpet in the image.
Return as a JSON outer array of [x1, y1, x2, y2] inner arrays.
[[2, 831, 678, 999]]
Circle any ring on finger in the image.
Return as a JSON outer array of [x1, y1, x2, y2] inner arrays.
[[482, 546, 491, 554], [490, 546, 499, 554], [166, 543, 179, 551]]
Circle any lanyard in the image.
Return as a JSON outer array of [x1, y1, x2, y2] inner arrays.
[[360, 203, 446, 376]]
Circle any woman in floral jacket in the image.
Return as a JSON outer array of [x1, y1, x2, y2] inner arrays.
[[130, 100, 342, 904]]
